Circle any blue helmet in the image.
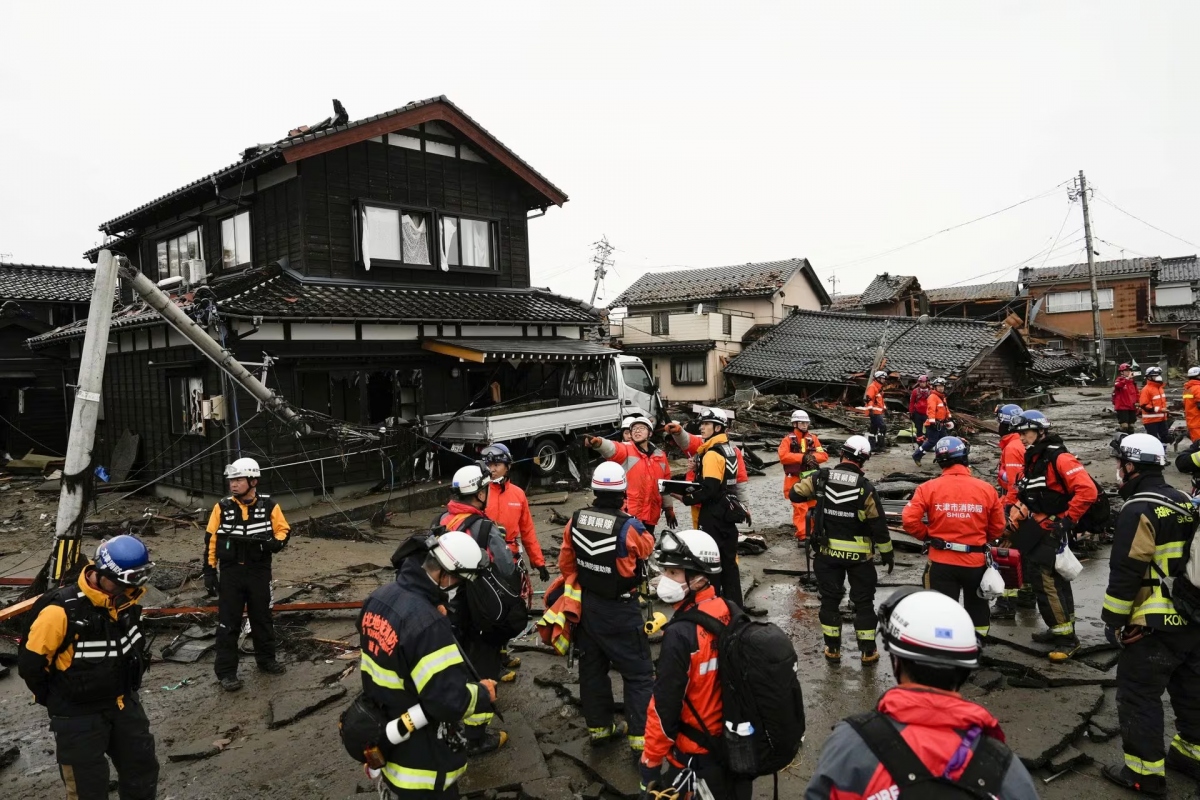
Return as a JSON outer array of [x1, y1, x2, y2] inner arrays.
[[94, 535, 154, 587], [1012, 410, 1050, 434], [480, 443, 512, 465], [933, 436, 969, 467], [996, 404, 1024, 428]]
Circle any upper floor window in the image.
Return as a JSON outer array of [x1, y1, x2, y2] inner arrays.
[[221, 211, 252, 270], [364, 205, 433, 267], [1045, 288, 1113, 313], [156, 228, 202, 280], [359, 203, 495, 272], [651, 312, 670, 336], [440, 215, 495, 271], [722, 314, 732, 335]]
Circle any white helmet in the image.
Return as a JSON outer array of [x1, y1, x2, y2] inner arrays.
[[432, 530, 484, 580], [790, 410, 810, 426], [224, 457, 261, 479], [697, 407, 729, 427], [652, 529, 722, 575], [1112, 432, 1167, 466], [880, 588, 979, 669], [874, 370, 888, 380], [451, 464, 491, 497], [1188, 367, 1200, 378], [621, 417, 635, 430], [841, 434, 872, 460], [591, 461, 627, 492], [626, 416, 654, 434]]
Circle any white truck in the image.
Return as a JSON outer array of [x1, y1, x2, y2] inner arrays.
[[422, 354, 663, 476]]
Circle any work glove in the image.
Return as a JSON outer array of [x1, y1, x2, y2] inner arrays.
[[537, 565, 550, 582], [1105, 624, 1124, 649], [267, 538, 286, 554], [881, 550, 895, 575], [638, 761, 662, 793], [945, 421, 955, 431], [203, 566, 219, 597], [664, 507, 678, 529], [479, 679, 498, 703], [802, 453, 818, 470], [583, 435, 602, 450], [1052, 516, 1075, 546]]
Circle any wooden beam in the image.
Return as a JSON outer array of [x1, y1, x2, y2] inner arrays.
[[0, 577, 33, 586], [143, 600, 363, 618], [422, 340, 486, 363], [0, 596, 39, 623]]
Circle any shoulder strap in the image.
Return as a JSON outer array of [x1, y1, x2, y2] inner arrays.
[[954, 735, 1014, 796], [671, 608, 729, 641], [1126, 491, 1195, 517], [844, 711, 934, 789]]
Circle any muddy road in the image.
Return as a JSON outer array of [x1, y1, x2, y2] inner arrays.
[[0, 386, 1196, 798]]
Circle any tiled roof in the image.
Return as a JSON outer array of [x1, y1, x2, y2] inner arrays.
[[1029, 351, 1091, 376], [1160, 255, 1200, 283], [610, 258, 829, 307], [28, 266, 598, 347], [925, 281, 1020, 303], [828, 293, 863, 311], [99, 96, 566, 234], [0, 263, 96, 303], [621, 339, 716, 355], [1022, 257, 1160, 284], [1150, 305, 1200, 324], [724, 309, 1021, 384], [860, 274, 920, 306]]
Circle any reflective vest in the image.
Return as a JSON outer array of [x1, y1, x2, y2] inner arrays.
[[1104, 489, 1195, 629], [214, 494, 278, 564], [691, 442, 739, 490], [782, 433, 824, 477], [568, 508, 640, 598], [815, 466, 877, 561]]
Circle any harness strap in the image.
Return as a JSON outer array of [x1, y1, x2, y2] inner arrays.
[[930, 538, 988, 554]]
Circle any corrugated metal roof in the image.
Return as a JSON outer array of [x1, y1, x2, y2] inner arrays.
[[0, 263, 96, 303], [610, 259, 828, 307], [1023, 257, 1160, 284], [860, 274, 920, 306], [725, 309, 1019, 384], [926, 281, 1020, 303]]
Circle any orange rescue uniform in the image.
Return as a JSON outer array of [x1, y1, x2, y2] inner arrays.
[[778, 431, 828, 541], [485, 480, 545, 568], [1184, 378, 1200, 441], [1139, 382, 1167, 424], [902, 464, 1005, 567], [997, 432, 1026, 508], [864, 380, 886, 416]]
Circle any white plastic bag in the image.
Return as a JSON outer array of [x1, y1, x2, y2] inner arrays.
[[978, 565, 1006, 599], [1055, 547, 1084, 581]]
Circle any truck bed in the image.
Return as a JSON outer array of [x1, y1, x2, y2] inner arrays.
[[422, 397, 621, 442]]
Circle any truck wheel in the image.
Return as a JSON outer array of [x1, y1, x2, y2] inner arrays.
[[531, 436, 562, 477]]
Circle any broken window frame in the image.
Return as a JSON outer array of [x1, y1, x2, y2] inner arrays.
[[670, 355, 707, 386], [168, 375, 205, 436]]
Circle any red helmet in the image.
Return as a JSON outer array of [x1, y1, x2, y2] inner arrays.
[[1118, 363, 1131, 372]]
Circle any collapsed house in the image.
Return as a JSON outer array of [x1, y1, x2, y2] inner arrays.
[[723, 308, 1030, 405]]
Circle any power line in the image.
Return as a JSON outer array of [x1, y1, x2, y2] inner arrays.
[[1092, 190, 1200, 250]]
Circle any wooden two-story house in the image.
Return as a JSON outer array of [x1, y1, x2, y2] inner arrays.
[[609, 259, 829, 402], [29, 96, 604, 505]]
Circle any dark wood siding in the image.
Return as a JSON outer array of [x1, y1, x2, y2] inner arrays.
[[0, 324, 71, 456], [968, 338, 1027, 389]]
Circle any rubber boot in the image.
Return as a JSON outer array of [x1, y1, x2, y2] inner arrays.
[[466, 729, 508, 756], [589, 721, 628, 745], [1101, 764, 1166, 797]]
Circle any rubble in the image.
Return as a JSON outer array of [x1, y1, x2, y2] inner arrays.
[[167, 739, 222, 763], [985, 685, 1103, 769], [267, 684, 347, 729], [519, 776, 574, 800], [553, 737, 643, 799], [457, 711, 549, 796]]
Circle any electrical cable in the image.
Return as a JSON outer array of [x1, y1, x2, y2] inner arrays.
[[1092, 190, 1200, 251], [0, 411, 65, 457]]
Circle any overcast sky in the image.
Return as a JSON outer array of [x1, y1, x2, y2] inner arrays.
[[2, 3, 1196, 306]]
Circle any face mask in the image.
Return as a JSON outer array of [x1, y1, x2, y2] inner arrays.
[[1116, 467, 1127, 486], [656, 576, 689, 604], [445, 586, 458, 601]]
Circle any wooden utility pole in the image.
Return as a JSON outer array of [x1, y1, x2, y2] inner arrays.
[[49, 250, 119, 584], [1076, 171, 1106, 374]]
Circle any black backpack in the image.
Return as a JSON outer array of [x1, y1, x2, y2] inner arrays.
[[672, 604, 805, 781], [845, 711, 1013, 799]]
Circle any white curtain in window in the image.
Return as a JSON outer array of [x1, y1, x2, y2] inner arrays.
[[460, 219, 490, 268], [440, 217, 459, 271], [674, 357, 705, 384], [402, 213, 431, 265], [365, 206, 401, 268]]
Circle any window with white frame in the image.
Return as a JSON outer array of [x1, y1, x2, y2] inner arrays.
[[361, 204, 434, 268], [220, 211, 252, 270], [439, 215, 495, 271], [1156, 284, 1194, 307], [1045, 288, 1113, 313], [156, 228, 202, 280]]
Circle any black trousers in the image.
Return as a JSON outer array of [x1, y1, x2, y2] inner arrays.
[[50, 699, 158, 800], [576, 593, 654, 736], [1117, 626, 1200, 778], [923, 562, 990, 633], [1145, 420, 1171, 443], [461, 634, 504, 743], [918, 423, 947, 455], [215, 562, 276, 678], [665, 751, 753, 799], [1030, 563, 1075, 633], [815, 555, 878, 652], [1116, 409, 1137, 430], [699, 514, 742, 603]]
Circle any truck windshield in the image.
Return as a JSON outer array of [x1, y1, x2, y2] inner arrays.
[[621, 364, 654, 394], [561, 361, 616, 400]]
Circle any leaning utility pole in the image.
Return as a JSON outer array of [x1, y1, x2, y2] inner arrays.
[[1073, 171, 1106, 375], [588, 235, 615, 306], [49, 250, 120, 585]]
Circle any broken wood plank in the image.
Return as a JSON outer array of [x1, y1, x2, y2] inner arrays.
[[0, 596, 39, 622], [142, 600, 363, 617]]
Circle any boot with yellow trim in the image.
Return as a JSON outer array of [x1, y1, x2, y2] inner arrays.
[[824, 647, 842, 663], [465, 728, 508, 757], [501, 648, 521, 670], [499, 670, 518, 683], [589, 720, 628, 745], [1101, 763, 1166, 797], [1166, 736, 1200, 780], [1047, 634, 1081, 662], [627, 733, 645, 754], [859, 648, 879, 665]]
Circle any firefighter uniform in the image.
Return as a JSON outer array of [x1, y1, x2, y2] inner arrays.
[[915, 390, 952, 460], [1014, 437, 1097, 638], [594, 438, 674, 532], [18, 569, 158, 800], [1102, 471, 1200, 787], [902, 464, 1005, 636], [1184, 377, 1200, 445], [484, 480, 545, 570], [359, 557, 496, 798], [559, 499, 656, 749], [681, 432, 744, 601], [1140, 381, 1170, 442], [791, 462, 892, 655], [673, 428, 750, 528], [205, 493, 290, 680], [779, 430, 828, 542], [997, 432, 1026, 510], [865, 379, 888, 452]]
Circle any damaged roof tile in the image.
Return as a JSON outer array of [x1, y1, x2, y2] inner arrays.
[[610, 258, 828, 307]]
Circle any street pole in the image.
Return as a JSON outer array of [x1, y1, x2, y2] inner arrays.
[[50, 250, 119, 584], [1078, 170, 1106, 375]]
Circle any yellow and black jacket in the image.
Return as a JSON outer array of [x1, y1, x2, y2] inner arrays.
[[791, 463, 892, 561], [18, 567, 149, 717], [205, 493, 290, 568], [1103, 472, 1195, 630]]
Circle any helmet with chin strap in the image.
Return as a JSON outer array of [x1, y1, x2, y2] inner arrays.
[[652, 529, 722, 575], [879, 588, 980, 670]]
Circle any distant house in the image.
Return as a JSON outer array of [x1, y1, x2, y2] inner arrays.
[[610, 259, 830, 402], [925, 281, 1027, 323], [828, 293, 864, 312], [724, 308, 1029, 400], [1148, 255, 1200, 362], [0, 264, 96, 457], [858, 273, 927, 316]]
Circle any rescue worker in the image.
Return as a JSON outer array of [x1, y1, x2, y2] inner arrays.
[[912, 377, 953, 466], [621, 416, 634, 443], [805, 588, 1039, 800], [1113, 362, 1140, 434], [19, 536, 158, 800], [667, 419, 751, 527], [909, 374, 931, 435], [1100, 433, 1200, 796], [1183, 366, 1200, 449], [438, 464, 513, 752], [559, 462, 656, 753], [679, 408, 745, 602], [584, 415, 677, 534], [902, 436, 1005, 639], [991, 403, 1026, 620], [864, 370, 889, 453], [204, 457, 289, 691], [1010, 409, 1098, 660], [357, 529, 498, 799], [1140, 366, 1170, 443], [1174, 442, 1200, 496], [639, 530, 752, 799], [790, 434, 893, 663], [778, 409, 828, 546], [480, 443, 548, 680]]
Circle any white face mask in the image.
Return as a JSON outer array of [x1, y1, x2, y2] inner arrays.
[[1116, 467, 1127, 486], [656, 576, 689, 604], [445, 586, 458, 601]]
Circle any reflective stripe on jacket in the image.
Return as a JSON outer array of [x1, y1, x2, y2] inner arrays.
[[595, 439, 673, 527], [1184, 379, 1200, 440], [1140, 382, 1168, 423], [925, 392, 950, 424], [778, 432, 828, 478], [997, 433, 1026, 507], [864, 381, 886, 416]]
